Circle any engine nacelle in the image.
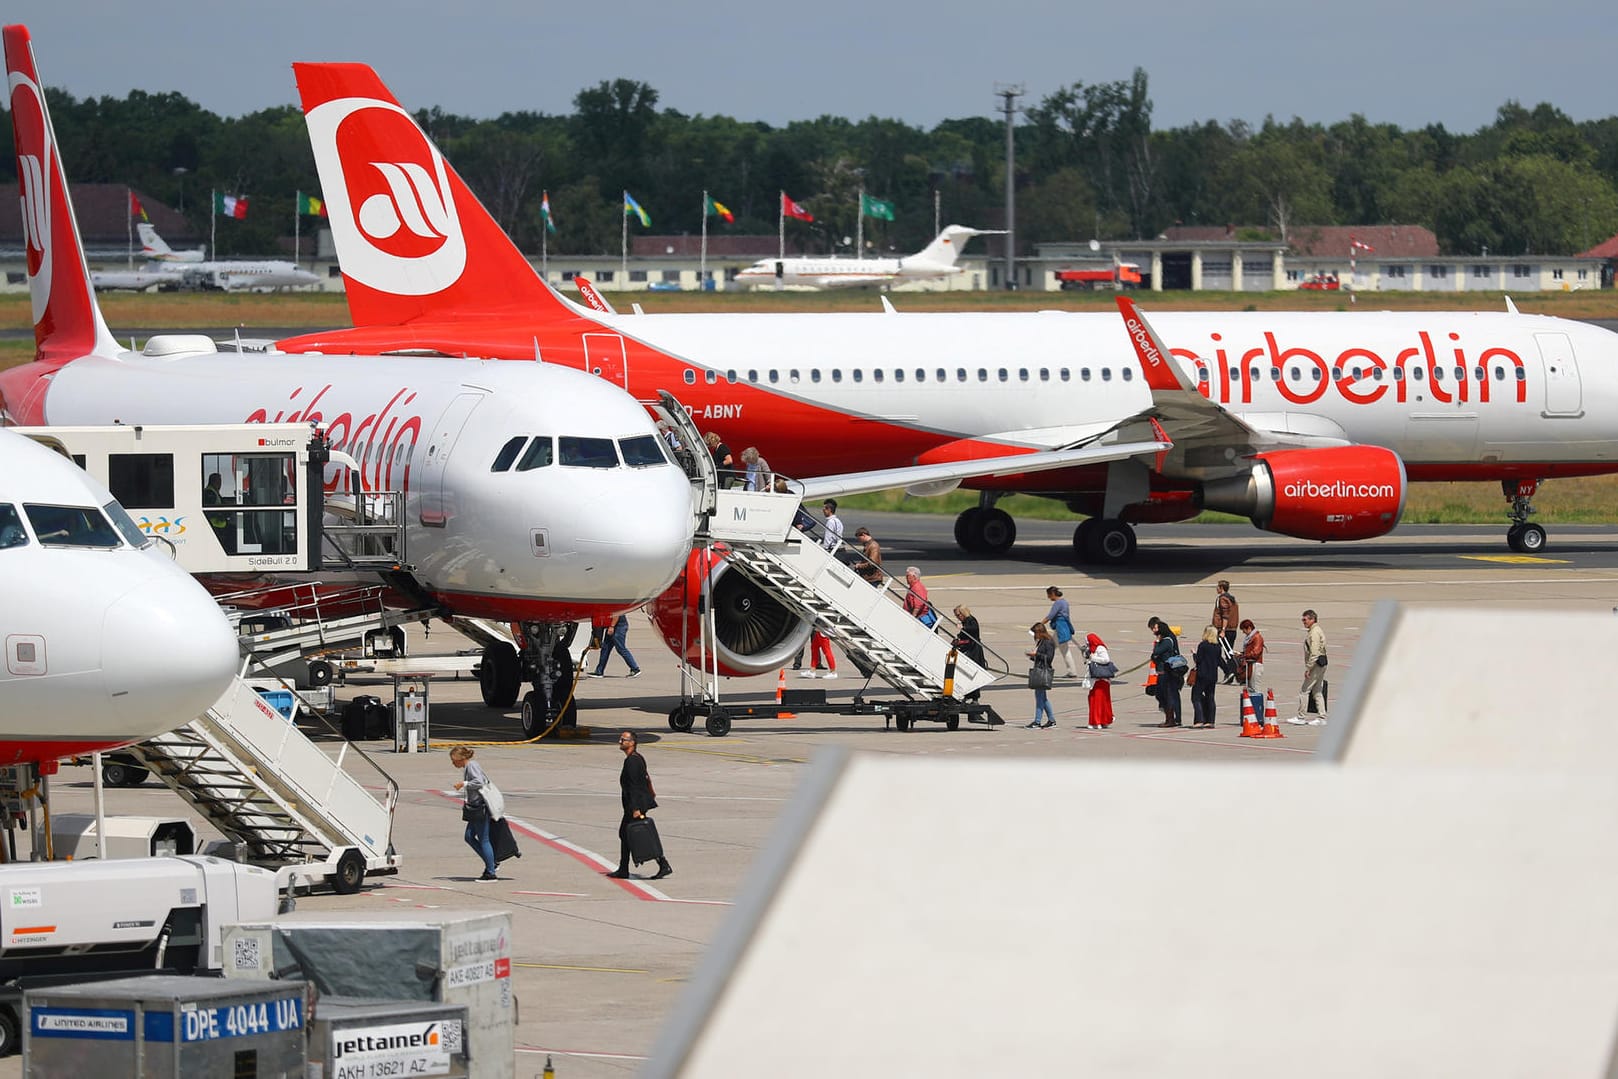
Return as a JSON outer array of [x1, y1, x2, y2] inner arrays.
[[646, 546, 813, 677], [1200, 446, 1406, 541]]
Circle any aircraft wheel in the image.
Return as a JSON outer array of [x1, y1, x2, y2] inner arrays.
[[976, 508, 1017, 555], [953, 508, 984, 553], [705, 708, 732, 737], [1085, 519, 1137, 565], [520, 689, 548, 737], [1073, 519, 1096, 562], [479, 642, 521, 709], [331, 849, 366, 895], [1506, 524, 1524, 552], [1517, 523, 1547, 553], [101, 760, 147, 788], [668, 705, 696, 733]]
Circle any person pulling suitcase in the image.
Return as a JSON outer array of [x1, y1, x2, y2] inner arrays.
[[606, 730, 672, 880]]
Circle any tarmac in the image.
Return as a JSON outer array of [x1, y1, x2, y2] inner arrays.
[[10, 521, 1618, 1078]]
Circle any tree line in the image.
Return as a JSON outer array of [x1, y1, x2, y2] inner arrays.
[[8, 69, 1617, 258]]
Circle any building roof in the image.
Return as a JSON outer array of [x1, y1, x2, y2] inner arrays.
[[1162, 223, 1439, 258], [0, 182, 199, 247], [1578, 233, 1618, 259]]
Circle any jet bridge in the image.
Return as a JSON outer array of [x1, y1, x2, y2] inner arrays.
[[15, 423, 405, 574]]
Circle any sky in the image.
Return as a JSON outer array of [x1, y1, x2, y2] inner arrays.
[[7, 0, 1615, 133]]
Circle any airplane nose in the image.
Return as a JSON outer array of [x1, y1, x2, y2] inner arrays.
[[102, 572, 239, 731], [574, 473, 694, 603]]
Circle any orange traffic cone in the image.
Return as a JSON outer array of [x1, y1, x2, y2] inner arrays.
[[1143, 662, 1158, 696], [1259, 689, 1285, 739], [1238, 692, 1261, 737], [775, 668, 787, 704]]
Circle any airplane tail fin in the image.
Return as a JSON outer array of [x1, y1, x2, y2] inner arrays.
[[138, 221, 172, 258], [905, 225, 1001, 269], [4, 24, 121, 368], [293, 62, 576, 327]]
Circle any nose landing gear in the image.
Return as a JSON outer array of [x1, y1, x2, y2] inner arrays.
[[1503, 479, 1546, 554]]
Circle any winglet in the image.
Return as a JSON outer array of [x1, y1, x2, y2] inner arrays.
[[1116, 295, 1187, 393]]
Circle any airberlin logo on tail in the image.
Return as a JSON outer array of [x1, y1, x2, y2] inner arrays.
[[304, 96, 465, 295], [8, 69, 53, 316], [1125, 316, 1164, 369], [1283, 479, 1397, 500]]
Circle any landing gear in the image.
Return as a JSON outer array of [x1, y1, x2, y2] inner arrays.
[[478, 641, 521, 708], [1074, 518, 1137, 565], [1503, 479, 1546, 553], [507, 622, 580, 731], [953, 505, 1016, 554]]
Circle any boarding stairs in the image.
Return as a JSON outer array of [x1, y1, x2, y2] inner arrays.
[[705, 488, 1002, 700], [122, 674, 400, 893], [223, 582, 435, 681]]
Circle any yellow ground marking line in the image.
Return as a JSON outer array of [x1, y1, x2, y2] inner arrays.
[[1458, 554, 1571, 565]]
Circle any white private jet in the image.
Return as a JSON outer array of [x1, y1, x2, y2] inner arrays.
[[137, 221, 203, 262], [0, 427, 239, 766], [2, 24, 702, 732], [733, 224, 1002, 290], [90, 222, 320, 292]]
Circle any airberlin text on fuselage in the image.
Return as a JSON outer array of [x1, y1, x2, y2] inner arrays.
[[245, 384, 421, 492], [1179, 329, 1528, 407]]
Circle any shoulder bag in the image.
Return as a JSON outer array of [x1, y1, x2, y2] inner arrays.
[[1028, 665, 1054, 691]]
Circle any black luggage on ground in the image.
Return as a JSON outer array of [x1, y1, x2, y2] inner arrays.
[[491, 817, 522, 864], [626, 817, 664, 866], [341, 695, 390, 740]]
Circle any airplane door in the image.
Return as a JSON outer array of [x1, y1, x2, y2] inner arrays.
[[582, 333, 628, 389], [418, 392, 485, 527], [1536, 333, 1583, 416]]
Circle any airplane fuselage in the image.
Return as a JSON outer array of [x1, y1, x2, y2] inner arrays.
[[734, 257, 963, 290]]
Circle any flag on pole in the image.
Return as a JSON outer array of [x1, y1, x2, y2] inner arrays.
[[623, 191, 650, 227], [297, 192, 327, 218], [860, 193, 895, 221], [130, 192, 148, 222], [214, 192, 249, 219], [704, 194, 733, 223], [541, 190, 557, 234], [781, 193, 814, 222]]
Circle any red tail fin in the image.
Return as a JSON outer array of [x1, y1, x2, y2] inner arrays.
[[4, 24, 119, 368], [294, 62, 576, 328]]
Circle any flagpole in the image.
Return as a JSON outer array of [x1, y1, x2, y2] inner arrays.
[[856, 185, 864, 261], [294, 191, 301, 269], [541, 221, 547, 282], [934, 189, 940, 237], [126, 186, 133, 269], [778, 191, 785, 260], [700, 190, 709, 290], [210, 189, 216, 260], [621, 190, 628, 288]]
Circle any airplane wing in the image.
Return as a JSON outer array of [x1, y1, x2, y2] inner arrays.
[[794, 438, 1170, 501]]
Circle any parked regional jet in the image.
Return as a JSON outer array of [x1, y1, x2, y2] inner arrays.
[[2, 25, 706, 731], [279, 61, 1618, 573], [0, 427, 239, 765], [733, 224, 1003, 290], [91, 222, 319, 292], [138, 222, 203, 262]]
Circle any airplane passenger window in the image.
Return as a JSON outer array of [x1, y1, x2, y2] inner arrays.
[[1289, 367, 1300, 381], [874, 370, 885, 383], [1373, 368, 1384, 380], [853, 371, 863, 383], [1474, 367, 1484, 380], [516, 437, 554, 471], [936, 369, 946, 382], [619, 435, 669, 467], [919, 369, 929, 382], [727, 370, 738, 383], [1018, 369, 1029, 382], [1516, 368, 1526, 380], [894, 370, 904, 383], [1433, 368, 1444, 381], [559, 436, 618, 469], [1197, 369, 1209, 383], [24, 504, 122, 548], [705, 370, 718, 385], [811, 370, 822, 383], [0, 504, 28, 549], [103, 500, 150, 549], [1412, 367, 1424, 380], [1331, 368, 1343, 380], [1122, 369, 1133, 381], [1040, 369, 1050, 382], [832, 370, 843, 383], [683, 370, 696, 384], [1493, 368, 1504, 380], [748, 370, 759, 383], [1101, 369, 1112, 382], [1229, 368, 1239, 381], [1454, 367, 1465, 380], [769, 371, 779, 384], [1270, 368, 1280, 380], [1310, 369, 1320, 381], [1059, 369, 1070, 382], [790, 370, 800, 383], [1081, 369, 1091, 381], [491, 436, 527, 472], [957, 369, 967, 381], [997, 369, 1008, 382], [977, 369, 988, 382]]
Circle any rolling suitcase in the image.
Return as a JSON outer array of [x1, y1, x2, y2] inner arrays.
[[490, 817, 522, 864], [626, 817, 664, 866]]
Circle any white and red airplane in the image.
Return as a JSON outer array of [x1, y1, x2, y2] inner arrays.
[[0, 25, 701, 731], [280, 61, 1618, 571], [733, 224, 1003, 290], [0, 427, 239, 765]]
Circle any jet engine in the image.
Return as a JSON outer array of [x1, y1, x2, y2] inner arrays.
[[646, 546, 813, 677], [1199, 446, 1406, 541]]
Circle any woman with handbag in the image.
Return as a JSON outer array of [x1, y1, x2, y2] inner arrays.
[[1149, 617, 1185, 728], [1025, 622, 1057, 729], [607, 730, 673, 880], [1084, 632, 1116, 730], [450, 746, 500, 882]]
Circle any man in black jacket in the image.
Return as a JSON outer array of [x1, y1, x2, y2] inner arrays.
[[606, 730, 672, 880]]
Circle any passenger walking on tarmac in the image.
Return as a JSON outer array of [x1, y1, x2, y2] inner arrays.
[[1044, 586, 1079, 678], [1149, 617, 1185, 728], [1026, 622, 1057, 729], [1191, 626, 1223, 728], [450, 746, 499, 882], [606, 730, 672, 880], [1212, 580, 1241, 683], [1236, 618, 1265, 695], [589, 613, 642, 678], [952, 605, 986, 703], [1288, 609, 1329, 725], [1084, 632, 1116, 730]]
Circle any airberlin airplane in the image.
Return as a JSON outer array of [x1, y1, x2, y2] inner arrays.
[[2, 25, 700, 731], [279, 62, 1618, 566]]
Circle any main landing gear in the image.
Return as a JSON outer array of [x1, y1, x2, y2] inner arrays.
[[479, 622, 581, 736], [953, 505, 1017, 555], [1503, 480, 1548, 554], [1073, 518, 1137, 565]]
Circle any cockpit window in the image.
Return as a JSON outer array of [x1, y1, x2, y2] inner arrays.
[[24, 504, 122, 548], [103, 500, 151, 549], [491, 436, 527, 472], [0, 504, 27, 549], [516, 437, 554, 471], [559, 436, 619, 469], [619, 435, 669, 467]]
